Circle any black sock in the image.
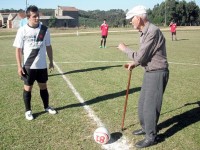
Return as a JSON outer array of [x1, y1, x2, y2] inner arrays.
[[40, 89, 49, 109], [104, 39, 106, 47], [23, 90, 31, 111], [100, 40, 103, 46]]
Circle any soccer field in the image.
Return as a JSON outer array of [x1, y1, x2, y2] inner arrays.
[[0, 27, 200, 150]]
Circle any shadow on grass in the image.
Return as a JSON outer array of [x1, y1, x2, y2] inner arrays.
[[48, 65, 123, 77], [157, 101, 200, 143], [176, 39, 189, 41], [107, 132, 123, 144], [33, 87, 141, 118], [33, 111, 46, 119], [55, 87, 141, 111]]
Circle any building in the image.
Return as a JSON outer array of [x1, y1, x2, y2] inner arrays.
[[1, 6, 79, 29], [0, 12, 26, 28], [10, 12, 26, 28], [0, 13, 9, 28], [55, 6, 79, 27]]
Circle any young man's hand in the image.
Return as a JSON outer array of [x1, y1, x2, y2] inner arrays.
[[18, 66, 25, 77], [49, 62, 54, 73]]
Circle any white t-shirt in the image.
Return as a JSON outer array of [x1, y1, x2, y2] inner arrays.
[[13, 23, 51, 69]]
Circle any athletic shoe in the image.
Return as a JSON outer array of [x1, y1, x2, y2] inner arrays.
[[104, 46, 106, 48], [45, 106, 57, 115], [99, 46, 102, 48], [25, 110, 34, 120]]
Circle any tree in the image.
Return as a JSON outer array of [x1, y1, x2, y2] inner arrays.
[[186, 1, 199, 25], [1, 2, 199, 28], [48, 16, 57, 28], [149, 0, 200, 26], [150, 4, 165, 25], [176, 1, 187, 25]]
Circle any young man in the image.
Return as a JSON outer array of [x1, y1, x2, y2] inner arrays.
[[100, 19, 109, 48], [13, 5, 57, 121], [117, 5, 169, 148], [169, 21, 177, 41]]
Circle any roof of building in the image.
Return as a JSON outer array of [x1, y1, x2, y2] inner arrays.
[[40, 16, 51, 19], [58, 6, 79, 11], [9, 13, 17, 17], [1, 13, 9, 18], [40, 16, 74, 20], [18, 12, 26, 18], [56, 16, 74, 19]]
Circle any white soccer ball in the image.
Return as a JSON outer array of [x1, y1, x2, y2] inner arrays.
[[93, 127, 110, 144]]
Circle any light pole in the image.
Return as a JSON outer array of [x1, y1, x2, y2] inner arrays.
[[26, 0, 28, 10], [165, 0, 167, 26]]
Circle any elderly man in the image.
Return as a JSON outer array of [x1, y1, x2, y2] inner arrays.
[[118, 5, 169, 148]]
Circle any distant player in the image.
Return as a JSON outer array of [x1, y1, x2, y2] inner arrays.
[[99, 19, 109, 48], [19, 17, 28, 27], [169, 21, 177, 41]]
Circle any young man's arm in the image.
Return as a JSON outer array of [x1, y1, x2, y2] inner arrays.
[[45, 27, 54, 71], [16, 48, 24, 76], [46, 45, 54, 70]]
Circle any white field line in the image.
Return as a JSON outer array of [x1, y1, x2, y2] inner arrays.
[[55, 61, 200, 66], [1, 26, 200, 38], [55, 61, 129, 64], [0, 64, 17, 67], [53, 62, 132, 150], [50, 27, 200, 36], [168, 62, 200, 66], [0, 30, 136, 38], [0, 61, 200, 67], [51, 30, 136, 36], [2, 26, 200, 38]]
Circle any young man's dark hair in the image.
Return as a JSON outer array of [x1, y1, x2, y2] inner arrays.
[[26, 5, 39, 18]]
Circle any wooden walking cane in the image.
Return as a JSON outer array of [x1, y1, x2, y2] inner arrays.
[[121, 67, 132, 131]]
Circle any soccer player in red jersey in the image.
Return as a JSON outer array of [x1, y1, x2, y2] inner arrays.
[[169, 21, 177, 41], [100, 19, 109, 48]]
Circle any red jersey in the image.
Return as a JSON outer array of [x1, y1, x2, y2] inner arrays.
[[169, 23, 177, 33], [100, 23, 109, 36]]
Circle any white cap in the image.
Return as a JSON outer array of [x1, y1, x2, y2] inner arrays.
[[126, 5, 147, 19]]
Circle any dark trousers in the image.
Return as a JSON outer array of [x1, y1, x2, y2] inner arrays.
[[138, 69, 169, 140]]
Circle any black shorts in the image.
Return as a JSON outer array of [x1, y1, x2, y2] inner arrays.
[[101, 35, 107, 38], [171, 32, 176, 35], [21, 68, 48, 86]]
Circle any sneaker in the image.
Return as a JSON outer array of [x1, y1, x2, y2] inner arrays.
[[25, 110, 34, 120], [45, 106, 57, 115], [99, 46, 102, 48], [104, 46, 106, 48]]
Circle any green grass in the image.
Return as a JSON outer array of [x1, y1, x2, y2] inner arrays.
[[0, 27, 200, 150]]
